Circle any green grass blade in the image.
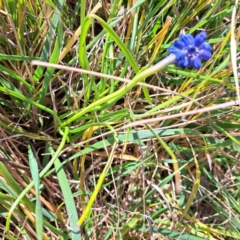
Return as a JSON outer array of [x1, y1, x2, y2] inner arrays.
[[0, 86, 61, 126], [28, 144, 43, 240], [5, 127, 69, 235], [39, 22, 63, 104], [33, 0, 64, 81], [77, 141, 118, 227], [50, 145, 81, 240]]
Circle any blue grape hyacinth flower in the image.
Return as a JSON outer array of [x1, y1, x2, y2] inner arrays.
[[167, 32, 212, 69]]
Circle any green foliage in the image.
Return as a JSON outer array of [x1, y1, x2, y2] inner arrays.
[[0, 0, 240, 239]]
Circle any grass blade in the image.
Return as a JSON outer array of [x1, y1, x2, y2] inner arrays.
[[28, 144, 43, 240], [50, 145, 81, 240]]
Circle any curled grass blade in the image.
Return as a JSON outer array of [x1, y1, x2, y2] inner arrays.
[[0, 86, 61, 127], [0, 65, 35, 93]]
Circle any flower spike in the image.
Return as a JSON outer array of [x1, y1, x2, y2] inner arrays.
[[168, 32, 212, 69]]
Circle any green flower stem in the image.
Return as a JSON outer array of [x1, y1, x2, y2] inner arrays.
[[61, 54, 176, 127], [139, 54, 176, 79]]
